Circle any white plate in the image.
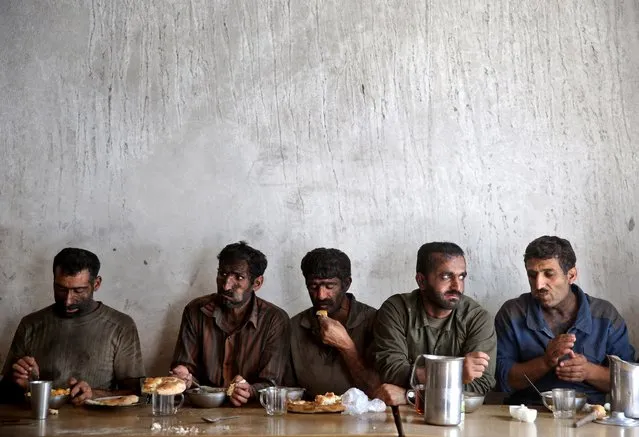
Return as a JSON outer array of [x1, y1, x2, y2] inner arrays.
[[84, 396, 142, 408]]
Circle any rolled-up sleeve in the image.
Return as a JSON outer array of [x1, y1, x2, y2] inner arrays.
[[461, 308, 496, 394], [373, 297, 411, 387], [606, 311, 636, 363], [253, 311, 291, 392], [494, 306, 518, 392], [171, 307, 200, 377]]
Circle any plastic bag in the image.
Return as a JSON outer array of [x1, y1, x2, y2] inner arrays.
[[341, 388, 387, 415]]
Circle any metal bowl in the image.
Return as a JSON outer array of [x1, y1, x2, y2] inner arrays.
[[185, 387, 226, 408], [463, 392, 485, 413], [26, 393, 70, 409], [283, 387, 305, 401], [541, 390, 587, 412]]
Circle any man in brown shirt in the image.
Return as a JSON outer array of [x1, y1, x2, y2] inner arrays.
[[171, 242, 290, 407], [1, 248, 144, 404], [286, 248, 378, 398]]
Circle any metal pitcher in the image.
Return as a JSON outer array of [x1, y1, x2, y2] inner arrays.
[[409, 354, 464, 426], [609, 355, 639, 419]]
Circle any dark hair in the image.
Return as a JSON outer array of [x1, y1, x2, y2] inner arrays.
[[52, 248, 101, 281], [300, 248, 351, 283], [217, 241, 267, 281], [524, 236, 576, 274], [416, 242, 465, 275]]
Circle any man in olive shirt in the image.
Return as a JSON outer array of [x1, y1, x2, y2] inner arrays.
[[286, 248, 378, 397], [374, 242, 496, 405], [1, 248, 144, 404]]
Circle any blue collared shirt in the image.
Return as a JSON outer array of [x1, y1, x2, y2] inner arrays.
[[495, 285, 635, 404]]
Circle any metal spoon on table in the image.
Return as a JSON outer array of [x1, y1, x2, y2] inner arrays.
[[201, 416, 240, 424]]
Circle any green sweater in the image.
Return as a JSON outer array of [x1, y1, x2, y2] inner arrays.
[[373, 289, 496, 395]]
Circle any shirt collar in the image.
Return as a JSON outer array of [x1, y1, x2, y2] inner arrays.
[[200, 292, 259, 331], [525, 284, 592, 334]]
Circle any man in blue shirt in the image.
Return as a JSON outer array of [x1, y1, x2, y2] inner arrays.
[[495, 236, 635, 405]]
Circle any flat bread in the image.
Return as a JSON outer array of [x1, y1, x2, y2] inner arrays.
[[316, 310, 328, 317], [97, 395, 139, 406], [287, 400, 345, 414], [143, 377, 186, 395]]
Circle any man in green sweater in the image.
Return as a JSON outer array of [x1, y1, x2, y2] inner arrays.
[[373, 242, 496, 405], [1, 248, 144, 404]]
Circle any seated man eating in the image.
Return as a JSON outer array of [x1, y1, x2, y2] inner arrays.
[[170, 242, 290, 406], [286, 248, 378, 398], [0, 248, 144, 404]]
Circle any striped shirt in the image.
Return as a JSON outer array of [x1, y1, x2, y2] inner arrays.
[[1, 303, 144, 400], [171, 293, 290, 393]]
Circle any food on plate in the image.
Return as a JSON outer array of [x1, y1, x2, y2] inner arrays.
[[26, 388, 71, 397], [287, 392, 345, 414], [226, 379, 247, 396], [315, 392, 341, 405], [316, 310, 328, 317], [94, 395, 140, 406], [142, 377, 186, 395]]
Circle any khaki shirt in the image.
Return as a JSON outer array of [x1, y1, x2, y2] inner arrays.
[[373, 290, 496, 395], [287, 294, 376, 397]]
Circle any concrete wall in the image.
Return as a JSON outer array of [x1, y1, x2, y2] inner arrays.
[[1, 0, 638, 375]]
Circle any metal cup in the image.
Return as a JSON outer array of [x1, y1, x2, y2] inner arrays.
[[30, 381, 52, 420]]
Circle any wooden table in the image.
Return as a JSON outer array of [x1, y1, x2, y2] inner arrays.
[[1, 404, 639, 437]]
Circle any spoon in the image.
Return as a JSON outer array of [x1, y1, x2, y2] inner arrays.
[[523, 373, 544, 397], [201, 416, 240, 424]]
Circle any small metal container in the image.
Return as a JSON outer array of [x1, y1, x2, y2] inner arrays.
[[185, 387, 226, 408]]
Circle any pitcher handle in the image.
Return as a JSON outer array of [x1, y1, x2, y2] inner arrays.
[[175, 393, 184, 411], [541, 394, 553, 412], [260, 390, 268, 409]]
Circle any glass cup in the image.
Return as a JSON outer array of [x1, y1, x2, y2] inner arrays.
[[406, 384, 425, 415], [152, 392, 184, 416], [551, 388, 576, 419], [260, 387, 287, 416]]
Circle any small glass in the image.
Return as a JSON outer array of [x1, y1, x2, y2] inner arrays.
[[406, 384, 425, 415], [260, 387, 287, 416], [551, 388, 576, 419], [152, 392, 184, 416]]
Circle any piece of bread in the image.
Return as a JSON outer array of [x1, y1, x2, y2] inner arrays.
[[316, 310, 328, 317], [142, 377, 185, 394], [315, 392, 341, 406], [156, 379, 186, 395], [100, 395, 139, 406], [226, 379, 247, 396], [287, 397, 345, 414]]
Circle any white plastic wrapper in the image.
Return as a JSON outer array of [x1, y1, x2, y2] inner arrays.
[[341, 388, 387, 415], [509, 405, 537, 423]]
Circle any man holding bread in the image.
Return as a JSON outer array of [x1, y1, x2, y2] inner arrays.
[[170, 242, 290, 407], [286, 248, 379, 398]]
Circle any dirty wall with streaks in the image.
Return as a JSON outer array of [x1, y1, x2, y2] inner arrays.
[[1, 0, 638, 374]]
